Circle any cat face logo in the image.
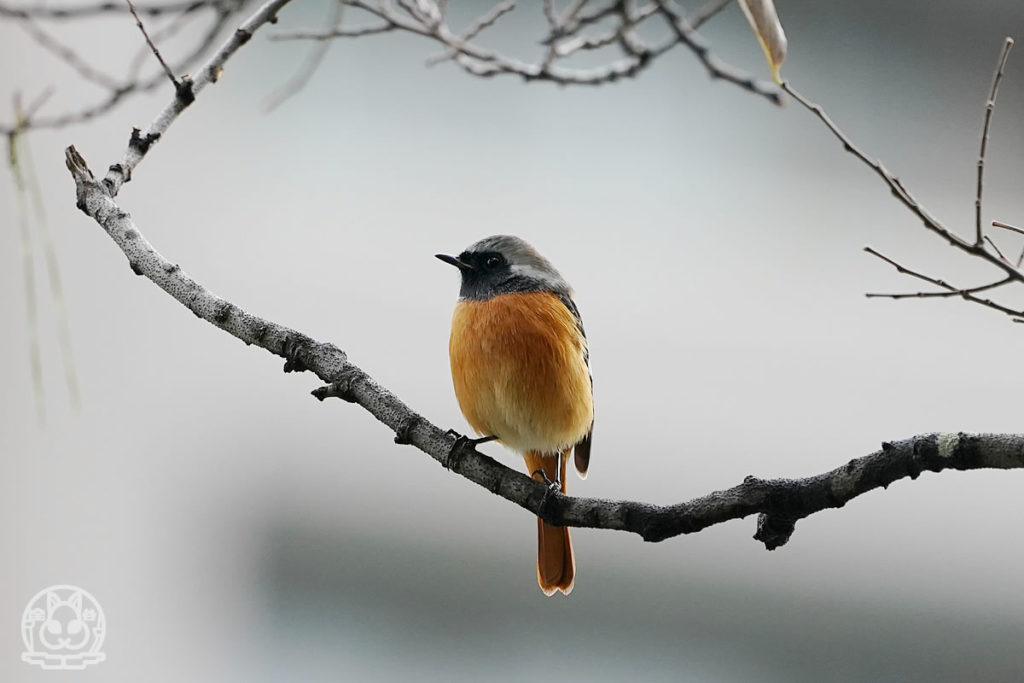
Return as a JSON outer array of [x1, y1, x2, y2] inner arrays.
[[21, 585, 106, 670]]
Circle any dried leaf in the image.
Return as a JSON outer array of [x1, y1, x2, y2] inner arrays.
[[739, 0, 787, 84]]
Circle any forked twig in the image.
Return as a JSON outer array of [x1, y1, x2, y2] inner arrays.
[[783, 38, 1024, 323], [864, 247, 1021, 317], [975, 38, 1014, 246]]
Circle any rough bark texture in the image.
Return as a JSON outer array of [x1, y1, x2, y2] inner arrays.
[[64, 146, 1024, 549], [57, 0, 1024, 553]]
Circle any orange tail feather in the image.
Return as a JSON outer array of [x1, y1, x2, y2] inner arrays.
[[523, 450, 575, 596]]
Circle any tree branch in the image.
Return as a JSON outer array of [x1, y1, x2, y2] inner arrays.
[[64, 138, 1024, 549], [975, 38, 1014, 246], [2, 0, 778, 134], [781, 39, 1024, 323], [0, 0, 251, 134], [0, 0, 208, 19], [656, 0, 780, 104], [271, 0, 779, 100], [102, 0, 292, 197], [126, 0, 181, 89], [54, 0, 1024, 556]]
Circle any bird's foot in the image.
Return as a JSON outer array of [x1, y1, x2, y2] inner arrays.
[[531, 468, 562, 494], [533, 469, 563, 520], [443, 433, 497, 470], [445, 430, 498, 447]]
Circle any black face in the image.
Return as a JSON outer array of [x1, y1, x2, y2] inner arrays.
[[458, 250, 507, 274], [437, 249, 539, 300], [453, 250, 510, 300]]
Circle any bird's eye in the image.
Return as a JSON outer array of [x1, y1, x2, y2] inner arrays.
[[485, 256, 502, 269]]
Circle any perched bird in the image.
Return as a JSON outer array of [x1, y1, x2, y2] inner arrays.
[[436, 235, 593, 596]]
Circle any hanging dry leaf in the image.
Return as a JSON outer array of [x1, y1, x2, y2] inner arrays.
[[739, 0, 788, 84]]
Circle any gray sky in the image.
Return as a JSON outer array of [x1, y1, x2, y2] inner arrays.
[[2, 1, 1024, 681]]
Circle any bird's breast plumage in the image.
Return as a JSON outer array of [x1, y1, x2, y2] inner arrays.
[[449, 291, 593, 454]]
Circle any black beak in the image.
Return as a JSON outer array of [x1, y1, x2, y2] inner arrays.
[[435, 254, 473, 271]]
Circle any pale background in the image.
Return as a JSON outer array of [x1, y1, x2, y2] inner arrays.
[[2, 0, 1024, 681]]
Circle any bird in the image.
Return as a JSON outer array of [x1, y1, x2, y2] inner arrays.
[[436, 235, 593, 596]]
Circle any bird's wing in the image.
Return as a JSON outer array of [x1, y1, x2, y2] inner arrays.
[[558, 294, 593, 478]]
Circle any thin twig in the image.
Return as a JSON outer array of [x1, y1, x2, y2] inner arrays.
[[0, 0, 208, 18], [126, 0, 180, 87], [264, 0, 344, 111], [425, 0, 514, 66], [975, 37, 1014, 246], [864, 247, 957, 291], [783, 79, 1024, 285], [274, 0, 775, 95], [0, 0, 247, 134], [127, 6, 197, 80], [15, 16, 122, 90], [22, 87, 55, 121], [864, 247, 1022, 317], [102, 0, 295, 197], [657, 0, 781, 104], [865, 278, 1012, 300], [993, 220, 1024, 236], [782, 39, 1024, 324], [984, 235, 1011, 264], [688, 0, 732, 30], [994, 220, 1024, 268]]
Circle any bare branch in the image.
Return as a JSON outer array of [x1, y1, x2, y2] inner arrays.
[[15, 15, 122, 90], [656, 0, 781, 104], [127, 7, 198, 79], [975, 37, 1014, 246], [46, 0, 1024, 566], [22, 87, 55, 120], [264, 0, 344, 111], [993, 220, 1024, 236], [425, 0, 514, 67], [63, 143, 1024, 548], [0, 0, 208, 19], [984, 235, 1011, 265], [272, 0, 779, 97], [994, 221, 1024, 268], [126, 0, 180, 88], [102, 0, 294, 197], [781, 38, 1024, 325], [0, 0, 249, 134], [688, 0, 733, 30], [864, 247, 1022, 317], [782, 64, 1024, 325]]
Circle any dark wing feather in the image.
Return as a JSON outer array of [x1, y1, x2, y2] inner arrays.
[[558, 294, 594, 478]]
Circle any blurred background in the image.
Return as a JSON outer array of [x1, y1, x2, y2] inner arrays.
[[2, 0, 1024, 680]]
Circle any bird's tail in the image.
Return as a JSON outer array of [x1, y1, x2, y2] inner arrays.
[[523, 450, 575, 596]]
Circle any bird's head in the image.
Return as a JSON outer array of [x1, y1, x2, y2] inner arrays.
[[436, 235, 571, 301]]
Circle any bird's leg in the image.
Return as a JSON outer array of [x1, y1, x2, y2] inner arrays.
[[531, 464, 561, 494]]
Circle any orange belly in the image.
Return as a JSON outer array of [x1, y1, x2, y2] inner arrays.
[[449, 291, 593, 454]]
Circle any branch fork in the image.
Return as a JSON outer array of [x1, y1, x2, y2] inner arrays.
[[58, 2, 1024, 562]]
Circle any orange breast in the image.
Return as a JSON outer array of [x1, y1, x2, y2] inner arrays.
[[449, 291, 593, 454]]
